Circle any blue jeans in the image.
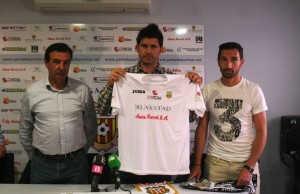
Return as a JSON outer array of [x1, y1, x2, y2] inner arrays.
[[30, 148, 88, 184]]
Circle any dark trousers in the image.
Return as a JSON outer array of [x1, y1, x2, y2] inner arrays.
[[30, 148, 88, 184]]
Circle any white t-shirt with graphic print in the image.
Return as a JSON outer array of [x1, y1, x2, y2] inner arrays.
[[203, 78, 268, 162]]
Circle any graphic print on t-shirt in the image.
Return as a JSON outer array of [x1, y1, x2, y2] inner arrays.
[[213, 98, 243, 141]]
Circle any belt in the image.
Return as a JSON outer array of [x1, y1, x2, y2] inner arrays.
[[34, 148, 84, 161]]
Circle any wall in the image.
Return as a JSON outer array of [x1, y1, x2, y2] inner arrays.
[[1, 0, 299, 193]]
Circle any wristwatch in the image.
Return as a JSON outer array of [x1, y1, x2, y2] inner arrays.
[[243, 164, 254, 174]]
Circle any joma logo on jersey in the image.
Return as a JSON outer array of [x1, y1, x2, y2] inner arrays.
[[132, 90, 145, 93]]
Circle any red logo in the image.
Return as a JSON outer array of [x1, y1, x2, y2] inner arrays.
[[152, 90, 158, 95], [92, 165, 103, 174], [3, 98, 10, 104], [73, 66, 80, 73]]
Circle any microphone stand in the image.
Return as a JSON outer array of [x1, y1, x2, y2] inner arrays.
[[91, 175, 100, 192], [114, 170, 121, 190], [91, 186, 100, 192]]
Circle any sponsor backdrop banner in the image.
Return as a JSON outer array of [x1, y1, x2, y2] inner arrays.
[[0, 24, 204, 181]]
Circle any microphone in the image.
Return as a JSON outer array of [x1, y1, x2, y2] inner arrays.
[[108, 153, 121, 190], [91, 154, 106, 192]]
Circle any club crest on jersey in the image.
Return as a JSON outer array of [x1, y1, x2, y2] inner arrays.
[[166, 90, 172, 99]]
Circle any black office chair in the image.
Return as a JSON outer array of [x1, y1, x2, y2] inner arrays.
[[0, 153, 15, 183], [280, 116, 300, 194]]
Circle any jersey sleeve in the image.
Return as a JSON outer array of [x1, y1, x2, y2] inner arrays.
[[186, 83, 206, 117], [111, 82, 121, 115]]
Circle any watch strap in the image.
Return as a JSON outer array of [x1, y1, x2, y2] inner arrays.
[[243, 164, 254, 174]]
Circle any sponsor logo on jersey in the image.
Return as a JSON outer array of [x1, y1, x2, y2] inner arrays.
[[132, 90, 145, 94]]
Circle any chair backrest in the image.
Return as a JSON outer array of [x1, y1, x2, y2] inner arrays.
[[0, 153, 15, 183]]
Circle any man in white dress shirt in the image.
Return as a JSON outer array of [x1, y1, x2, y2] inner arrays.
[[19, 43, 98, 184]]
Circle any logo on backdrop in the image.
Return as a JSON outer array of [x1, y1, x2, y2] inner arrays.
[[92, 102, 118, 152]]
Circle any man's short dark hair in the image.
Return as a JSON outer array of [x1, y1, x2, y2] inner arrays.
[[218, 42, 244, 59], [136, 23, 163, 47], [44, 43, 73, 62]]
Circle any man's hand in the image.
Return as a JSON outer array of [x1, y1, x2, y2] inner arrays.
[[185, 72, 203, 85], [188, 165, 202, 183], [108, 68, 126, 87], [0, 144, 6, 158], [236, 168, 252, 187]]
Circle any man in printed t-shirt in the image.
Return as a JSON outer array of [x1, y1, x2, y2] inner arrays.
[[189, 42, 268, 194]]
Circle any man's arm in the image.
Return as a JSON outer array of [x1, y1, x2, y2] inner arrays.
[[97, 84, 114, 116], [97, 68, 126, 116], [84, 90, 98, 150], [19, 92, 34, 159], [237, 111, 267, 186], [189, 111, 210, 182]]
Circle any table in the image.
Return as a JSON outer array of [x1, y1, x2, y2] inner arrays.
[[0, 184, 248, 194]]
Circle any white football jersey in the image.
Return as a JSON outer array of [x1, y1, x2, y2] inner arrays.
[[111, 73, 206, 175]]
